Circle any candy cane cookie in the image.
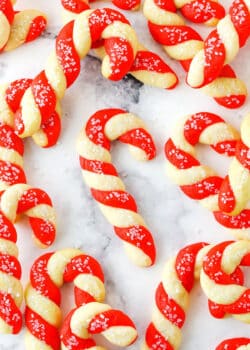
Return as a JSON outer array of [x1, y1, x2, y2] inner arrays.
[[142, 242, 208, 349], [142, 242, 250, 349], [164, 112, 250, 238], [218, 113, 250, 216], [61, 0, 178, 90], [13, 7, 178, 141], [165, 112, 239, 212], [0, 212, 22, 334], [0, 184, 56, 248], [25, 248, 137, 349], [77, 108, 156, 267], [143, 0, 247, 109], [187, 0, 250, 88]]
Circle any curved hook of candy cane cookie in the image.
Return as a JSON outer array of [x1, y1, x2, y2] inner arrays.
[[218, 113, 250, 216], [200, 240, 250, 322], [77, 109, 156, 267], [0, 212, 22, 334], [0, 79, 62, 148], [143, 0, 247, 109], [187, 0, 250, 88], [165, 112, 239, 212], [61, 302, 138, 349], [142, 241, 250, 349], [0, 184, 56, 248], [25, 248, 105, 349]]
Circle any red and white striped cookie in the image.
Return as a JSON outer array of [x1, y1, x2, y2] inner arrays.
[[13, 7, 178, 142], [164, 112, 250, 238], [77, 108, 156, 267], [61, 0, 178, 90], [187, 0, 250, 88], [143, 0, 247, 109], [61, 302, 137, 349], [0, 184, 56, 248], [165, 112, 239, 211], [142, 242, 250, 349], [0, 212, 22, 334]]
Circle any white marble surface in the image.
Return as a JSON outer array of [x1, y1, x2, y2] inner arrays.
[[0, 1, 250, 349]]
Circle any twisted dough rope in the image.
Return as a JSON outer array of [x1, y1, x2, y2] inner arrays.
[[61, 302, 138, 349], [187, 0, 250, 88], [77, 108, 156, 267], [61, 0, 179, 89], [143, 0, 247, 109], [200, 240, 250, 322], [0, 79, 62, 148], [12, 7, 178, 143], [0, 0, 47, 53], [0, 212, 22, 334], [62, 0, 141, 12], [218, 113, 250, 216], [164, 112, 250, 238], [142, 241, 250, 350], [25, 248, 137, 349], [0, 183, 56, 248]]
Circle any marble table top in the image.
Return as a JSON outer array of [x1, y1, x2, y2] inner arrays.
[[0, 0, 250, 349]]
